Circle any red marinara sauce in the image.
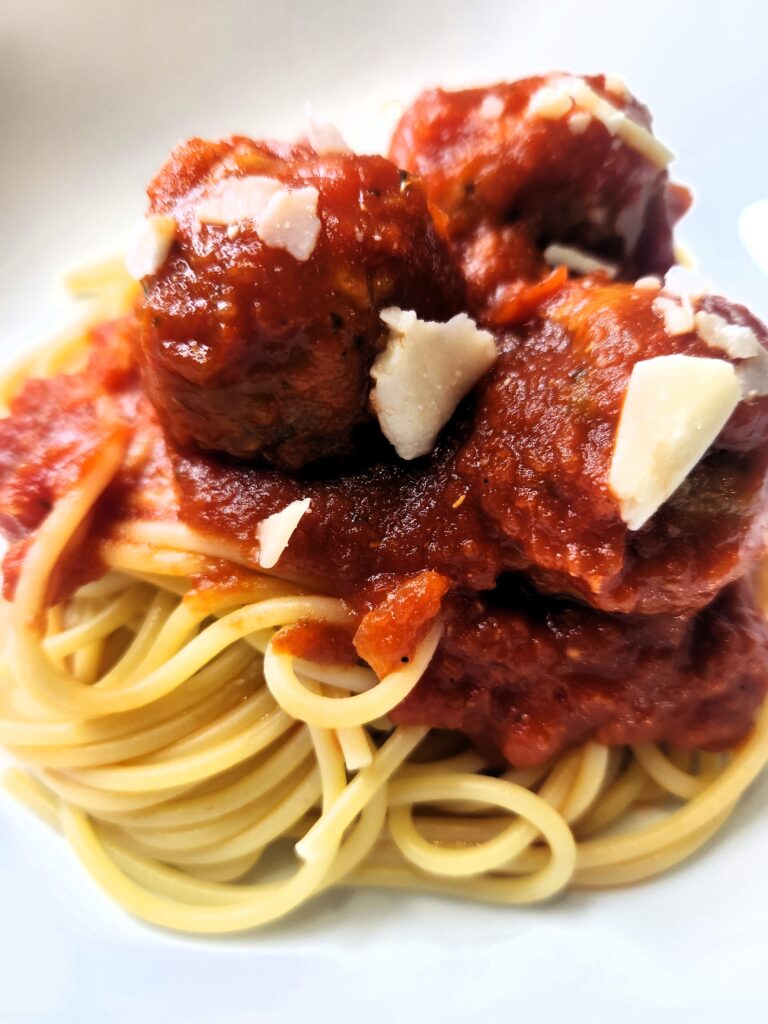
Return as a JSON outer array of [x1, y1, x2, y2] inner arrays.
[[0, 320, 173, 604]]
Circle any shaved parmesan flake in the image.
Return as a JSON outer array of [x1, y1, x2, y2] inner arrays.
[[609, 355, 740, 531], [604, 74, 630, 99], [196, 177, 321, 261], [652, 295, 695, 336], [479, 94, 505, 120], [543, 243, 617, 278], [634, 275, 662, 291], [256, 499, 311, 569], [195, 176, 282, 226], [371, 309, 497, 460], [527, 85, 573, 119], [673, 241, 696, 270], [736, 347, 768, 398], [568, 111, 592, 134], [555, 77, 674, 168], [256, 186, 321, 261], [664, 265, 710, 300], [694, 311, 762, 359], [305, 104, 351, 154], [125, 215, 176, 279]]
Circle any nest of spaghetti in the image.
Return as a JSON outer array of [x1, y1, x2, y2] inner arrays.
[[2, 73, 768, 935]]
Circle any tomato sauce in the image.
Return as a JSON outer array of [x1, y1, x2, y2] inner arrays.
[[393, 579, 767, 766]]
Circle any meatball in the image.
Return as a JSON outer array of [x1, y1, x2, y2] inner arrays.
[[389, 74, 690, 319], [457, 278, 768, 614], [392, 580, 768, 767], [137, 136, 463, 469]]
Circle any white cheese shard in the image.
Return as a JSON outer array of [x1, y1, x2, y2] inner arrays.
[[634, 275, 662, 291], [692, 311, 768, 397], [568, 111, 592, 134], [195, 176, 282, 226], [604, 74, 630, 99], [256, 499, 311, 569], [543, 243, 618, 278], [555, 77, 674, 168], [479, 94, 505, 120], [694, 311, 762, 359], [125, 215, 176, 279], [652, 295, 695, 336], [527, 84, 573, 120], [609, 355, 740, 530], [371, 308, 497, 460], [305, 104, 352, 154], [195, 176, 322, 261], [256, 186, 321, 261], [663, 265, 711, 300], [736, 347, 768, 398]]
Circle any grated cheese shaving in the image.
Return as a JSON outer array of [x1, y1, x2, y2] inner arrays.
[[256, 499, 311, 569], [305, 104, 352, 154], [652, 295, 695, 336], [664, 266, 711, 300], [370, 308, 497, 460], [195, 176, 282, 226], [479, 94, 505, 120], [557, 77, 674, 168], [256, 186, 321, 261], [568, 111, 592, 134], [609, 355, 741, 530], [634, 275, 662, 291], [527, 85, 573, 120], [195, 177, 322, 261], [125, 215, 176, 280], [694, 311, 762, 360], [543, 243, 618, 278]]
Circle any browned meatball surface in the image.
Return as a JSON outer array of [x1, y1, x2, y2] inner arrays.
[[389, 74, 690, 320], [457, 279, 768, 615], [137, 136, 463, 469]]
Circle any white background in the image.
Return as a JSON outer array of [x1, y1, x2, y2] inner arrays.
[[1, 1, 768, 1020]]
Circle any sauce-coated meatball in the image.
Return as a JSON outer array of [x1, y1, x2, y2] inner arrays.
[[457, 279, 768, 614], [137, 136, 463, 469], [390, 75, 690, 319]]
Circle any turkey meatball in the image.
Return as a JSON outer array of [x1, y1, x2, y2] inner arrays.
[[389, 74, 691, 320], [136, 136, 463, 469]]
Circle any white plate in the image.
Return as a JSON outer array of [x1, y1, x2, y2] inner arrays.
[[2, 2, 768, 1020]]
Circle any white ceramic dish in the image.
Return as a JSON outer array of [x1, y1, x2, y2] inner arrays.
[[2, 1, 768, 1020]]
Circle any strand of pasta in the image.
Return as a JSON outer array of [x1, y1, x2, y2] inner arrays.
[[264, 622, 442, 729]]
